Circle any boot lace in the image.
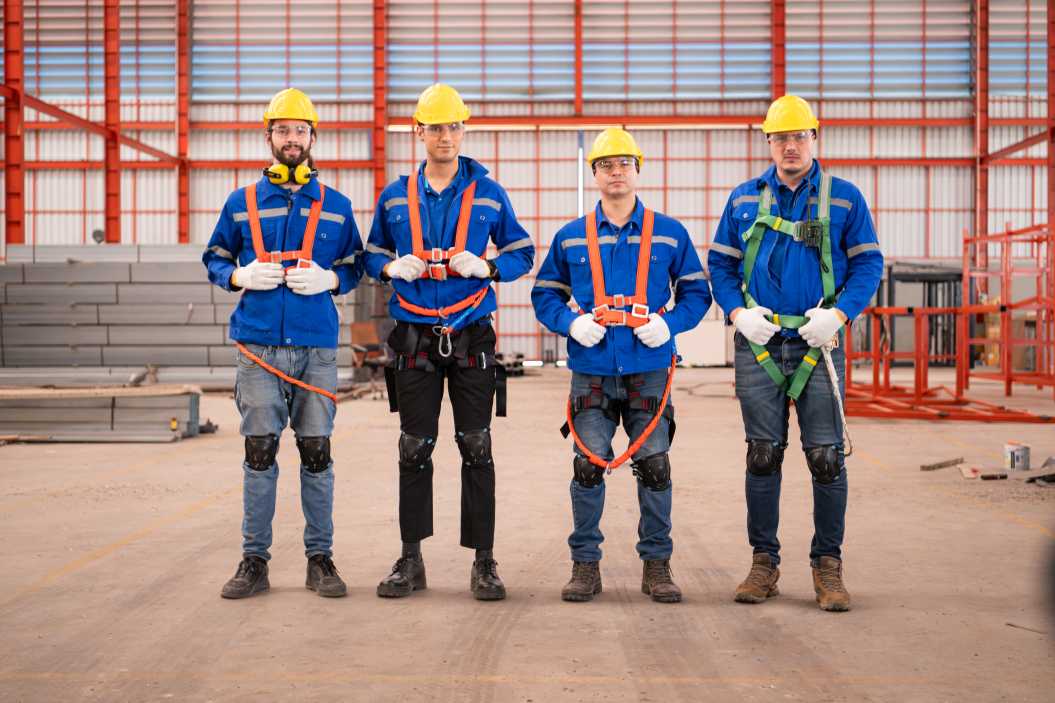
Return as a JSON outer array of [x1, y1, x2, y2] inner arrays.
[[237, 557, 264, 579], [646, 560, 674, 584], [745, 562, 773, 588], [311, 555, 339, 577], [817, 564, 846, 593], [475, 558, 499, 579], [571, 561, 597, 582]]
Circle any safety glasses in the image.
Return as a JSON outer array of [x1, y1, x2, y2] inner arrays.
[[593, 157, 637, 173], [767, 131, 813, 145]]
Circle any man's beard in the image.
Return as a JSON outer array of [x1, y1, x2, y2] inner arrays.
[[272, 142, 310, 169]]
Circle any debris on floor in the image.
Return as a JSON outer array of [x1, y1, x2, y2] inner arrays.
[[920, 457, 964, 471]]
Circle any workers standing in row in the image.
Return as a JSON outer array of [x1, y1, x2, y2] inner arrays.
[[532, 128, 712, 603], [364, 84, 534, 601], [204, 88, 364, 600], [708, 95, 883, 611]]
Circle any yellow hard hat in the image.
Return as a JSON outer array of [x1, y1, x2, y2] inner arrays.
[[413, 83, 471, 125], [762, 95, 819, 134], [587, 127, 644, 167], [263, 88, 319, 128]]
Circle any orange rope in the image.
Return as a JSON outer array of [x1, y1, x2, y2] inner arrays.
[[235, 342, 337, 403], [565, 355, 676, 472]]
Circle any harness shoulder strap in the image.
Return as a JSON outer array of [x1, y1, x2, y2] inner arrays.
[[585, 210, 607, 308], [298, 184, 325, 261], [407, 169, 425, 255], [245, 183, 267, 262], [633, 209, 654, 304]]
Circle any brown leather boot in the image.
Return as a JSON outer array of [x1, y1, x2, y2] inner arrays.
[[812, 556, 851, 611], [561, 561, 602, 602], [734, 552, 780, 603], [641, 559, 682, 603]]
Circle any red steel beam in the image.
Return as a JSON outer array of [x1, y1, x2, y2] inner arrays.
[[974, 0, 990, 287], [770, 0, 786, 99], [176, 0, 190, 244], [4, 0, 24, 245], [574, 0, 583, 115], [103, 0, 121, 243], [373, 0, 388, 201], [981, 128, 1052, 165]]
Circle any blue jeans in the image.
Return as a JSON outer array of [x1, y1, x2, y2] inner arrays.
[[235, 343, 338, 561], [733, 331, 847, 566], [567, 369, 674, 563]]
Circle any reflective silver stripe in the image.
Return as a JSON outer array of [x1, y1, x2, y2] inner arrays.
[[562, 235, 618, 249], [731, 194, 760, 209], [498, 238, 533, 254], [710, 242, 743, 259], [232, 207, 287, 222], [208, 244, 235, 261], [383, 197, 408, 211], [847, 242, 881, 258], [473, 197, 502, 213], [533, 279, 571, 294], [333, 254, 358, 267], [808, 196, 853, 212], [300, 208, 346, 225], [676, 270, 708, 283], [628, 235, 678, 248], [366, 243, 396, 258]]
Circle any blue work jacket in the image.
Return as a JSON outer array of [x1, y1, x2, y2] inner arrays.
[[202, 176, 363, 348], [532, 198, 712, 376], [707, 160, 883, 333], [363, 156, 534, 326]]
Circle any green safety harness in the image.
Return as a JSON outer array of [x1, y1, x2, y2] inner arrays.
[[741, 170, 837, 401]]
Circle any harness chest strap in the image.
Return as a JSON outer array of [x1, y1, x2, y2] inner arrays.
[[406, 166, 478, 280], [585, 207, 656, 328], [245, 181, 326, 267]]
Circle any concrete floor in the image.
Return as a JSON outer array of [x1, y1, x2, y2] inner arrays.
[[1, 366, 1053, 702]]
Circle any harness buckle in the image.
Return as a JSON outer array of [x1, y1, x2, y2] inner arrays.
[[610, 293, 629, 308], [428, 263, 448, 280], [297, 258, 312, 269], [428, 247, 446, 263], [630, 303, 649, 320], [591, 304, 610, 324], [800, 221, 824, 248]]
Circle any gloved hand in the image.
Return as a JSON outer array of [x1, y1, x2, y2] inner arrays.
[[384, 254, 427, 282], [731, 306, 781, 346], [449, 250, 491, 279], [569, 314, 606, 348], [633, 313, 671, 348], [285, 260, 338, 296], [232, 259, 285, 291], [799, 306, 845, 348]]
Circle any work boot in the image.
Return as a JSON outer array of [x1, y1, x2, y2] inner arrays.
[[470, 558, 506, 601], [734, 552, 780, 603], [306, 554, 348, 598], [812, 556, 851, 612], [220, 556, 269, 599], [376, 555, 426, 598], [561, 561, 602, 602], [641, 559, 682, 603]]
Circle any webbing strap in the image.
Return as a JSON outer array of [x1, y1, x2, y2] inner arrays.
[[235, 342, 337, 403], [245, 182, 326, 265], [585, 207, 655, 327], [406, 166, 478, 280]]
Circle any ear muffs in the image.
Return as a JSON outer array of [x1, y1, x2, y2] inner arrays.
[[263, 163, 318, 185]]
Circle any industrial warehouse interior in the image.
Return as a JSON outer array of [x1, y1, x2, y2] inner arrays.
[[1, 1, 1053, 702]]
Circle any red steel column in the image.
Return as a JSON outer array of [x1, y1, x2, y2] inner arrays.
[[176, 0, 190, 244], [373, 0, 387, 201], [4, 0, 24, 245], [974, 0, 989, 289], [103, 0, 122, 243], [1047, 0, 1054, 396], [574, 0, 583, 115], [770, 0, 786, 98]]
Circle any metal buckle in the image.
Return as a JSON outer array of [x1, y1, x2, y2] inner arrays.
[[610, 294, 629, 308], [591, 304, 610, 324], [428, 247, 446, 262], [297, 258, 312, 269], [801, 221, 823, 248], [428, 263, 448, 280], [630, 303, 649, 319]]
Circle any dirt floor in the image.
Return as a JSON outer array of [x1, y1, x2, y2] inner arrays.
[[1, 366, 1053, 702]]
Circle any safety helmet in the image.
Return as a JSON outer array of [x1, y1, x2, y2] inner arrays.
[[587, 127, 644, 168], [761, 95, 818, 134], [413, 83, 471, 125], [263, 88, 319, 128]]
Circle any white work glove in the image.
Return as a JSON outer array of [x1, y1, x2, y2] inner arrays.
[[384, 254, 427, 282], [232, 259, 285, 291], [799, 306, 845, 348], [633, 313, 671, 348], [285, 260, 338, 296], [732, 306, 781, 346], [569, 314, 606, 348], [448, 250, 492, 279]]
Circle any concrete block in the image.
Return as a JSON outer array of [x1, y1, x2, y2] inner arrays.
[[211, 286, 244, 304], [102, 346, 209, 366], [24, 262, 131, 283], [208, 346, 237, 366], [3, 325, 108, 346], [213, 303, 238, 322], [137, 245, 205, 262], [0, 265, 24, 283], [6, 245, 139, 263], [3, 346, 103, 366], [0, 407, 108, 423], [107, 325, 225, 345], [116, 283, 212, 304], [1, 304, 99, 324], [0, 398, 112, 409], [116, 395, 199, 410], [6, 284, 118, 305], [98, 304, 214, 325], [0, 367, 119, 383], [130, 262, 208, 283]]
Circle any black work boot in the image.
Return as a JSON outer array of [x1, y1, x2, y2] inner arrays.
[[470, 558, 506, 601], [641, 559, 683, 603], [306, 554, 348, 598], [561, 561, 602, 602], [377, 555, 426, 598], [220, 556, 269, 599]]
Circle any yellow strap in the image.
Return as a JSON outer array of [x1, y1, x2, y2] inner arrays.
[[756, 350, 771, 362], [773, 216, 783, 230], [803, 355, 818, 367]]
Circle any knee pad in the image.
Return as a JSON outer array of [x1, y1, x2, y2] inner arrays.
[[573, 454, 606, 489], [632, 452, 671, 491], [296, 436, 331, 473], [455, 428, 493, 469], [746, 439, 784, 476], [398, 432, 435, 472], [245, 434, 278, 471], [805, 445, 843, 484]]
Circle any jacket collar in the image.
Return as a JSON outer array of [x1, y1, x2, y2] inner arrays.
[[594, 196, 644, 234], [408, 155, 489, 197], [255, 173, 322, 201], [759, 159, 821, 196]]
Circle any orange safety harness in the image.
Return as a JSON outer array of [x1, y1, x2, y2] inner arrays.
[[236, 181, 336, 403], [394, 167, 490, 337]]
